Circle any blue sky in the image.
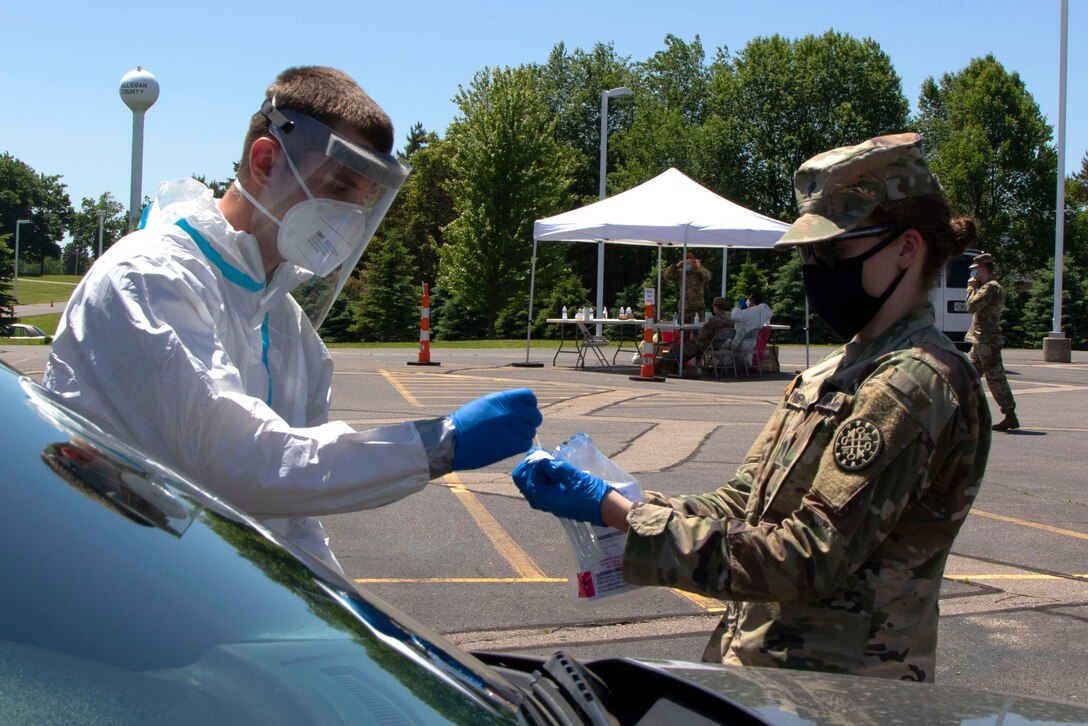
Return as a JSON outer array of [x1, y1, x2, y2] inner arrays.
[[2, 1, 1083, 212]]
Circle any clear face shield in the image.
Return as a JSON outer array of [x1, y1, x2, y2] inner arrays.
[[250, 98, 410, 330]]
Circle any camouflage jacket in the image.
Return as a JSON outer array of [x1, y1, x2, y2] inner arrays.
[[622, 304, 991, 681], [965, 280, 1005, 345], [694, 311, 735, 349], [665, 262, 712, 313]]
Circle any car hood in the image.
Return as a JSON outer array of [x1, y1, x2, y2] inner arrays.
[[642, 658, 1088, 725]]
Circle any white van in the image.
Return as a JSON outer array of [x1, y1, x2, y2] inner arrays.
[[930, 248, 980, 349]]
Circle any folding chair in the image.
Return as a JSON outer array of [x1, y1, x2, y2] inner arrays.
[[574, 322, 611, 369], [704, 329, 739, 378], [737, 326, 772, 376]]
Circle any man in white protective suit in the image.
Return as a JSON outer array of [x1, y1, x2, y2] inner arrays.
[[44, 66, 541, 573]]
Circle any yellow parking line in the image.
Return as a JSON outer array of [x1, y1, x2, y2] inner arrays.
[[668, 571, 1088, 615], [379, 369, 422, 407], [355, 577, 565, 584], [671, 589, 726, 613], [945, 573, 1088, 582], [443, 473, 548, 579], [972, 509, 1088, 541]]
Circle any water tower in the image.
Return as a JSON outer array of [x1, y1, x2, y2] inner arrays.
[[119, 67, 159, 229]]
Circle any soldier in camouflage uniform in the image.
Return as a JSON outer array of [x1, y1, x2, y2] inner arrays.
[[665, 251, 712, 323], [513, 133, 991, 682], [654, 296, 735, 375], [966, 252, 1019, 431]]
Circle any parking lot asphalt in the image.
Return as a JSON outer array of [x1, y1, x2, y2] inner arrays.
[[4, 342, 1086, 704]]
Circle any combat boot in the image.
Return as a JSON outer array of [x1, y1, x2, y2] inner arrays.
[[992, 412, 1020, 431]]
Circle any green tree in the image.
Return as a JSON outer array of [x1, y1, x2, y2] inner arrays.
[[191, 173, 234, 198], [1063, 155, 1088, 273], [376, 131, 454, 286], [1019, 259, 1088, 349], [1071, 153, 1088, 207], [611, 35, 710, 192], [431, 287, 487, 341], [68, 193, 127, 263], [61, 238, 91, 275], [729, 258, 770, 302], [914, 54, 1055, 275], [0, 237, 14, 331], [320, 295, 358, 343], [352, 235, 419, 342], [0, 153, 73, 275], [537, 41, 635, 203], [402, 122, 432, 158], [535, 42, 645, 309], [705, 32, 909, 221], [530, 272, 590, 339], [440, 65, 576, 338]]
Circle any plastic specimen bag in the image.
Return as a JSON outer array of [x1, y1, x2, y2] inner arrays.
[[552, 432, 645, 605]]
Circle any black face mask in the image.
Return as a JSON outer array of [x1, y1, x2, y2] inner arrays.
[[801, 228, 907, 340]]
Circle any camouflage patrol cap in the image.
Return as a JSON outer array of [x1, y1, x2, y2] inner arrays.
[[775, 132, 943, 249], [712, 296, 729, 308], [969, 252, 994, 269]]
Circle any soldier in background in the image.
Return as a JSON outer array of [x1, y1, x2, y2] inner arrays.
[[512, 133, 991, 682], [653, 296, 735, 375], [665, 251, 712, 323], [966, 252, 1019, 431]]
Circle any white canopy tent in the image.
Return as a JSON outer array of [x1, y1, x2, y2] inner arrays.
[[519, 168, 790, 366], [535, 167, 788, 250]]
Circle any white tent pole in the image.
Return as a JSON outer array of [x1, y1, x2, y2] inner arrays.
[[656, 246, 663, 322], [677, 241, 688, 375], [522, 240, 538, 364], [678, 245, 687, 324], [722, 248, 728, 298]]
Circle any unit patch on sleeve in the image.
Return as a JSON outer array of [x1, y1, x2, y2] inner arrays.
[[833, 418, 883, 471]]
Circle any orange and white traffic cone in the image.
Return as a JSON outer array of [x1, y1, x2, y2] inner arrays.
[[629, 300, 664, 383], [408, 282, 441, 367]]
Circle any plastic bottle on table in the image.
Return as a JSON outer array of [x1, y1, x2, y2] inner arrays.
[[561, 306, 567, 319]]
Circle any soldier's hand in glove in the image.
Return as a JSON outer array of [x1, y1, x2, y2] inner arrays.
[[512, 449, 613, 526], [450, 388, 541, 470]]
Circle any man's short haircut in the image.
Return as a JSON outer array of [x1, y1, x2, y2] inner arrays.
[[237, 66, 394, 185]]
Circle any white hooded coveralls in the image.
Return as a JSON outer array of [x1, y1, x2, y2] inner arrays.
[[45, 179, 430, 570], [730, 302, 773, 350]]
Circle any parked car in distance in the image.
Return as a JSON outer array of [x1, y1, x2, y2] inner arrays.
[[4, 322, 48, 338], [2, 358, 1086, 724]]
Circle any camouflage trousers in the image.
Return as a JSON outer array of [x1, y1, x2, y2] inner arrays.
[[969, 341, 1016, 414]]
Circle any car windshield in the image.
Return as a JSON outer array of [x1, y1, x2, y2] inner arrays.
[[0, 369, 524, 724]]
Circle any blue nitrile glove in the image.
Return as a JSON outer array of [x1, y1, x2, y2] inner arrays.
[[512, 449, 614, 526], [450, 388, 541, 470], [736, 296, 747, 309]]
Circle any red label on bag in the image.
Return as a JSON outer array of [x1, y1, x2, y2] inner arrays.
[[576, 570, 596, 598]]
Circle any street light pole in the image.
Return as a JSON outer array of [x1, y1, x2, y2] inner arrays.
[[13, 219, 31, 302], [96, 209, 107, 259], [1044, 0, 1072, 363], [597, 86, 633, 335]]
